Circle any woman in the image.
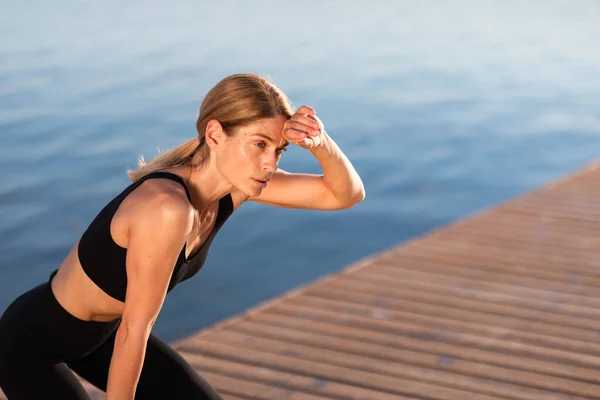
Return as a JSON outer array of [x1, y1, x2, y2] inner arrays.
[[0, 73, 365, 399]]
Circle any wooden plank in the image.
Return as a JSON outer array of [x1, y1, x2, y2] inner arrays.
[[192, 371, 332, 400], [364, 263, 600, 310], [244, 312, 600, 385], [332, 272, 600, 324], [225, 320, 600, 398], [191, 328, 586, 399], [181, 351, 410, 400], [298, 285, 600, 347], [321, 276, 600, 332], [400, 240, 600, 279], [381, 244, 600, 284], [177, 340, 506, 400], [279, 294, 600, 363]]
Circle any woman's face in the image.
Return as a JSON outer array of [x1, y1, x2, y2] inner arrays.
[[215, 115, 289, 196]]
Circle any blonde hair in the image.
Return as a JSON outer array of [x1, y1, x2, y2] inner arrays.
[[127, 73, 294, 181]]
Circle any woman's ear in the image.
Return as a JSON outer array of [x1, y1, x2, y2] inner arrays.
[[205, 119, 224, 149]]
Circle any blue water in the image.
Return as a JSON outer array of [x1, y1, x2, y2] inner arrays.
[[1, 0, 600, 342]]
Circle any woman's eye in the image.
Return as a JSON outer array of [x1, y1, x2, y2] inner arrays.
[[256, 142, 266, 149]]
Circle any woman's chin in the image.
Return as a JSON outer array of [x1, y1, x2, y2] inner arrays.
[[236, 181, 263, 198]]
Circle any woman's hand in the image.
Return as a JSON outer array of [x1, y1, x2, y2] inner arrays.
[[282, 105, 325, 149], [248, 104, 365, 210]]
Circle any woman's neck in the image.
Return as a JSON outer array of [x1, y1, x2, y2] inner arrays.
[[179, 156, 233, 210]]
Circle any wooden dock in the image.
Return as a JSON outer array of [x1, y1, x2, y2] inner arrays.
[[3, 161, 600, 399]]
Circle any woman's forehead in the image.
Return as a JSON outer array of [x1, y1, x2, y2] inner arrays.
[[239, 117, 286, 137]]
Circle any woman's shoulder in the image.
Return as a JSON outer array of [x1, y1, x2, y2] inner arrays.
[[120, 176, 194, 232]]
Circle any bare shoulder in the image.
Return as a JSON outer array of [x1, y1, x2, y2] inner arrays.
[[134, 178, 193, 227], [114, 177, 194, 248]]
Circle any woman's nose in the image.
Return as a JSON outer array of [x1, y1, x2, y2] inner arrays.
[[262, 154, 278, 172]]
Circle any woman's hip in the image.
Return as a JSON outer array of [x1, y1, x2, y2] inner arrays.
[[0, 274, 120, 363]]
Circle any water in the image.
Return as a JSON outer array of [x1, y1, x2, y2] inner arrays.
[[1, 0, 599, 342]]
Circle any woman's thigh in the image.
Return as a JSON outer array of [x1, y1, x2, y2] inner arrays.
[[136, 335, 223, 400], [0, 358, 90, 400], [69, 331, 222, 400], [0, 280, 113, 400]]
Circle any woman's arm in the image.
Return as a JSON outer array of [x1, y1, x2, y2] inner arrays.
[[105, 191, 192, 400], [248, 106, 365, 210]]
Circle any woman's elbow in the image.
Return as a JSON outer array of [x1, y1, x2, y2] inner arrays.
[[348, 184, 366, 206], [336, 187, 366, 210], [117, 316, 154, 343], [355, 185, 366, 203]]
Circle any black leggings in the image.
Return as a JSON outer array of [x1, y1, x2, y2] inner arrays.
[[0, 274, 222, 400]]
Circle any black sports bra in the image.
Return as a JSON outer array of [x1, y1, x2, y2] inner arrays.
[[76, 171, 233, 302]]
